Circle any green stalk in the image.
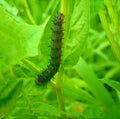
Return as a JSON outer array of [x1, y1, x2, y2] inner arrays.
[[51, 0, 67, 118], [61, 0, 67, 15], [98, 10, 120, 63], [55, 86, 66, 118], [104, 0, 118, 32], [50, 81, 66, 118], [23, 0, 36, 25], [22, 59, 40, 75]]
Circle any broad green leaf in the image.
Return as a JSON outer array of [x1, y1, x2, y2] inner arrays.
[[0, 79, 23, 118], [74, 57, 115, 109], [39, 1, 60, 60], [36, 102, 61, 116], [62, 77, 96, 104], [0, 6, 42, 71], [83, 103, 103, 118], [0, 0, 18, 16], [63, 0, 90, 67]]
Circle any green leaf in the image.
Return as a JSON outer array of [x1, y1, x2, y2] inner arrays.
[[0, 6, 42, 71], [39, 2, 60, 59], [74, 57, 115, 109], [63, 0, 90, 67], [0, 79, 23, 118], [62, 77, 96, 104], [102, 79, 120, 92], [0, 0, 18, 16], [83, 103, 103, 118]]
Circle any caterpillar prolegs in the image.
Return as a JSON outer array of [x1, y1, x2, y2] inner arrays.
[[35, 13, 64, 85]]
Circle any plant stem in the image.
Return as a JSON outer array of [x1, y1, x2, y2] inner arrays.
[[61, 0, 67, 15], [56, 88, 65, 115], [55, 86, 66, 118], [23, 0, 36, 25], [104, 0, 118, 32], [22, 59, 40, 75], [98, 10, 120, 63], [51, 79, 66, 118], [51, 0, 67, 118]]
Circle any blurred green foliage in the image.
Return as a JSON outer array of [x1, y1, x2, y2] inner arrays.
[[0, 0, 120, 119]]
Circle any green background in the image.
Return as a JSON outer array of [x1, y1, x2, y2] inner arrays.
[[0, 0, 120, 119]]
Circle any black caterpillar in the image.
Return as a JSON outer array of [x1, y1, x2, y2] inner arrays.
[[36, 13, 64, 85]]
